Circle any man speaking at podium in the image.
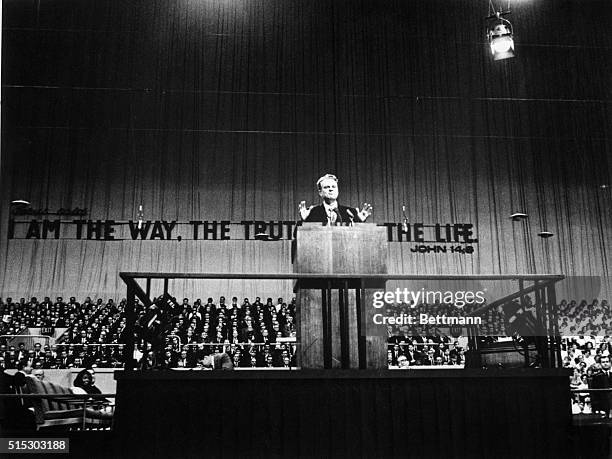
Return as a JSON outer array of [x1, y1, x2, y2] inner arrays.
[[298, 174, 372, 224]]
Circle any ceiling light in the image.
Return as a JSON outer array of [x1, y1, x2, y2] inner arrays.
[[486, 4, 515, 61]]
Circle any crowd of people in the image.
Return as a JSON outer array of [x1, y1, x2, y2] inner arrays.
[[563, 335, 612, 415], [1, 293, 472, 369], [558, 299, 611, 336], [1, 295, 611, 374], [380, 300, 500, 367], [0, 295, 299, 370], [387, 336, 467, 367], [0, 342, 125, 370], [134, 295, 298, 369], [0, 296, 127, 343]]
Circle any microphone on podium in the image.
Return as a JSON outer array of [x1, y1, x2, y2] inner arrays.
[[137, 205, 144, 230], [346, 209, 355, 226]]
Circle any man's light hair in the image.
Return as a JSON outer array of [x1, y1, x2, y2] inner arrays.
[[316, 174, 338, 190]]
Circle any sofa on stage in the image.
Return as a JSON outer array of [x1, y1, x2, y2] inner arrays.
[[112, 368, 571, 458]]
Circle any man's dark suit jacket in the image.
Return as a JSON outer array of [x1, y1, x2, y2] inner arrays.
[[304, 204, 360, 224], [591, 370, 612, 413]]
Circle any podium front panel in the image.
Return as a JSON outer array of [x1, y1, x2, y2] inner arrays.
[[294, 224, 388, 274], [294, 224, 388, 369]]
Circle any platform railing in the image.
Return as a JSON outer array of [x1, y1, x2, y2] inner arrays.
[[465, 276, 565, 368], [0, 334, 51, 349], [119, 272, 565, 370]]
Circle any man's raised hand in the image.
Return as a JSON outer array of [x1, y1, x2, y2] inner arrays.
[[299, 201, 313, 220], [358, 202, 372, 221]]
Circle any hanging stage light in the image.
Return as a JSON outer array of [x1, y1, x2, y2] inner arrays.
[[486, 1, 515, 61], [488, 21, 515, 60]]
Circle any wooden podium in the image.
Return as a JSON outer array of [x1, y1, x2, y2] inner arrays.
[[294, 223, 388, 369]]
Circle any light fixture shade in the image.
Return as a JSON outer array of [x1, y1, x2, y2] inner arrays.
[[510, 212, 528, 221], [489, 24, 515, 60], [11, 199, 31, 205]]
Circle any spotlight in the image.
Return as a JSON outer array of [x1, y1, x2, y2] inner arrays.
[[489, 24, 515, 60], [486, 10, 515, 61], [537, 231, 554, 239], [510, 212, 528, 221], [11, 199, 31, 206]]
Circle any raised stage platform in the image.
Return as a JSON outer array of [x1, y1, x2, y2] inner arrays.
[[113, 369, 572, 458]]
